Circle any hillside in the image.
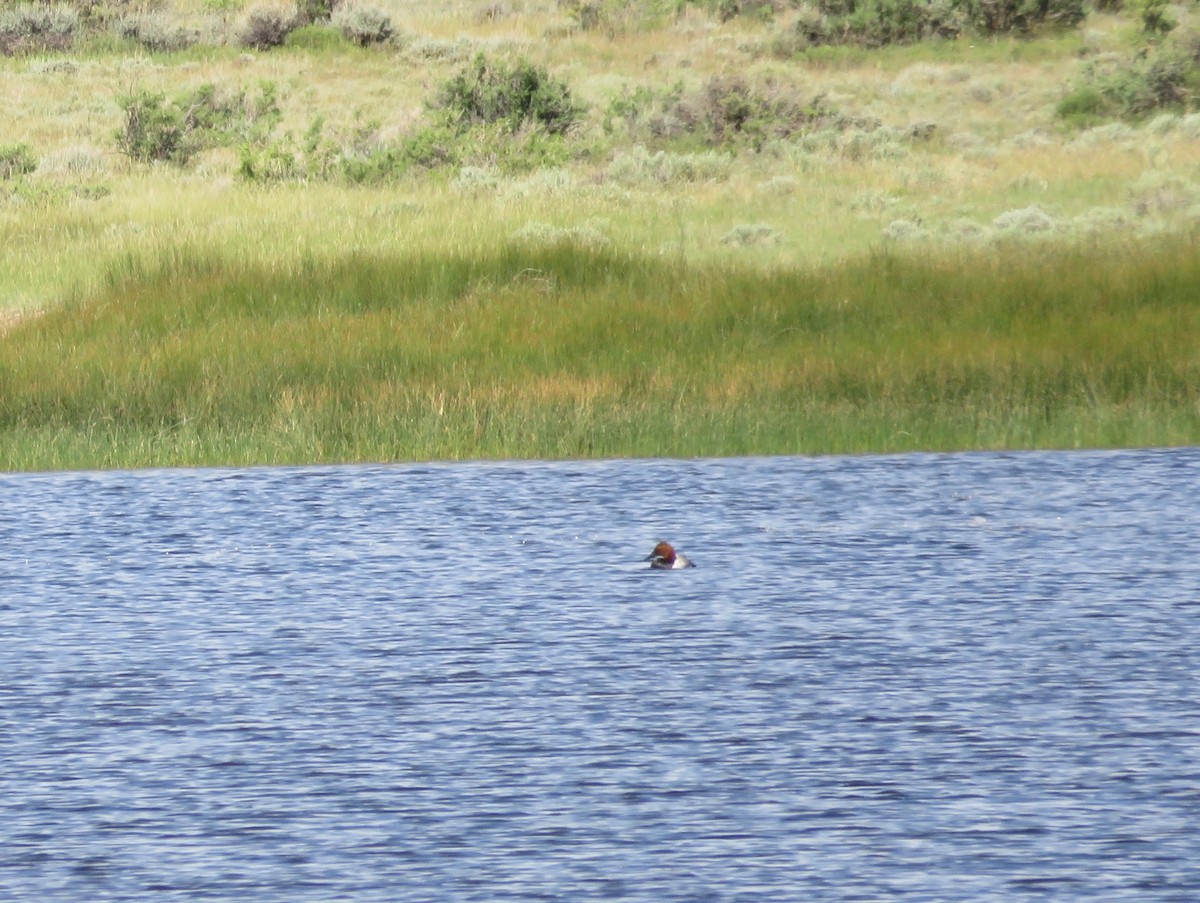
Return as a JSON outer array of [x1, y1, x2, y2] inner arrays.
[[2, 0, 1199, 467]]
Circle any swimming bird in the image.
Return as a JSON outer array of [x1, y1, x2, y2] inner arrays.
[[644, 541, 695, 570]]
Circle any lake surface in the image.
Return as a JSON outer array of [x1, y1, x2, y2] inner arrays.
[[2, 448, 1200, 901]]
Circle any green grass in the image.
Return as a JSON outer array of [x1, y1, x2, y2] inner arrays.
[[1, 236, 1197, 470]]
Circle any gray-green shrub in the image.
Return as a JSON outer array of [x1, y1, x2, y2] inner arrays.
[[238, 117, 402, 183], [295, 0, 341, 24], [691, 75, 839, 147], [607, 146, 732, 184], [117, 83, 282, 165], [238, 4, 296, 49], [0, 143, 37, 179], [332, 5, 392, 46], [783, 0, 1082, 48], [1141, 0, 1174, 36], [434, 54, 585, 135], [819, 0, 966, 46], [606, 76, 846, 150], [116, 92, 196, 164], [0, 3, 81, 54], [1059, 38, 1200, 124], [116, 13, 199, 52], [556, 0, 658, 33], [1056, 85, 1109, 125], [962, 0, 1085, 34]]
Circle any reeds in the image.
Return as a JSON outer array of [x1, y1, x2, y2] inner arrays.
[[1, 236, 1197, 469]]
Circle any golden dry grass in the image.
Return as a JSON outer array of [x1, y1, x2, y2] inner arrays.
[[2, 6, 1196, 293]]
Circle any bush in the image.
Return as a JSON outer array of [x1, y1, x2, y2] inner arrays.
[[1141, 0, 1174, 37], [0, 3, 81, 54], [1056, 85, 1111, 124], [715, 0, 781, 21], [779, 0, 966, 48], [116, 92, 195, 164], [477, 2, 514, 22], [240, 117, 422, 184], [841, 0, 965, 45], [242, 55, 583, 184], [695, 76, 802, 146], [556, 0, 653, 33], [602, 82, 684, 138], [238, 4, 296, 49], [721, 223, 782, 246], [187, 82, 282, 141], [117, 83, 282, 165], [239, 116, 322, 182], [509, 221, 610, 247], [604, 76, 853, 149], [1129, 171, 1200, 215], [1060, 40, 1200, 124], [240, 112, 579, 184], [680, 0, 786, 20], [963, 0, 1085, 34], [1126, 54, 1194, 114], [296, 0, 341, 24], [0, 143, 37, 179], [401, 120, 574, 173], [882, 218, 929, 242], [332, 5, 392, 46], [792, 0, 1081, 45], [116, 13, 199, 52], [558, 0, 604, 29], [992, 205, 1059, 234], [434, 54, 584, 135], [393, 123, 459, 170], [607, 146, 732, 184]]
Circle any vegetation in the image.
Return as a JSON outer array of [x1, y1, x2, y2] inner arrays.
[[434, 54, 584, 135], [235, 53, 582, 181], [0, 143, 37, 179], [604, 75, 847, 150], [2, 238, 1198, 469], [1057, 28, 1200, 123], [238, 3, 297, 48], [332, 5, 392, 45], [2, 0, 1200, 469], [0, 2, 80, 55], [116, 82, 281, 164]]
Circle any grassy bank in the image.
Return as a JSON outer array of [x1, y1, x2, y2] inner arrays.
[[1, 236, 1197, 470]]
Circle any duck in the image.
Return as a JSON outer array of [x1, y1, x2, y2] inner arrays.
[[644, 541, 695, 570]]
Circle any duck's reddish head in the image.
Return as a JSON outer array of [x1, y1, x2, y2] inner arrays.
[[647, 541, 676, 564], [644, 541, 694, 569]]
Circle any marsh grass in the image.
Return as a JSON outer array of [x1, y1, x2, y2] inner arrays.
[[1, 236, 1197, 469]]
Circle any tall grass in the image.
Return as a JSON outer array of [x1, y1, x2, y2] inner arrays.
[[1, 236, 1197, 470]]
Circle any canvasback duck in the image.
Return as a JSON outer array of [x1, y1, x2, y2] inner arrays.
[[645, 541, 695, 570]]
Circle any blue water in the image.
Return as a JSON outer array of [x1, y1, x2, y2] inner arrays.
[[2, 449, 1200, 901]]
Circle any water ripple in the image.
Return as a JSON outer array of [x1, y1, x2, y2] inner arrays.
[[2, 449, 1200, 900]]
